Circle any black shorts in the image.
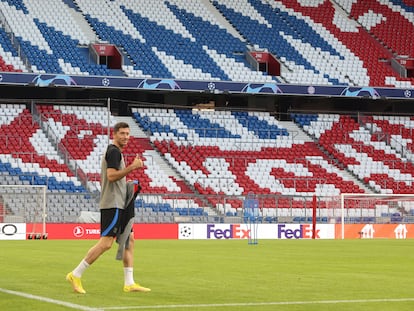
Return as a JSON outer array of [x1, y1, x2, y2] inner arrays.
[[101, 208, 133, 237], [101, 208, 123, 237]]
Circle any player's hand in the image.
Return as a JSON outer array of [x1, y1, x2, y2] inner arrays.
[[132, 154, 143, 169]]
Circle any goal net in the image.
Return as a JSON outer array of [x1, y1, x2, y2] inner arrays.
[[0, 185, 48, 239], [340, 193, 414, 239]]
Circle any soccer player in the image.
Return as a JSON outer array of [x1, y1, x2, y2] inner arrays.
[[66, 122, 151, 294]]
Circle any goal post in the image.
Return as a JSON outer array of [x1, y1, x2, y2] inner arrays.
[[0, 185, 48, 239], [340, 193, 414, 239]]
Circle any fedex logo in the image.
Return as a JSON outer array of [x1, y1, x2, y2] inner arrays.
[[277, 224, 320, 239], [207, 224, 250, 239]]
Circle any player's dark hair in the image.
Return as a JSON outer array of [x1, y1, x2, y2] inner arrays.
[[114, 122, 129, 133]]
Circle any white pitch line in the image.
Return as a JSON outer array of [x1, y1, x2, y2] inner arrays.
[[2, 288, 414, 311], [102, 297, 414, 310], [0, 288, 102, 311]]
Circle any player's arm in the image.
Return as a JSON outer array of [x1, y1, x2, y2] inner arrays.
[[107, 155, 143, 182]]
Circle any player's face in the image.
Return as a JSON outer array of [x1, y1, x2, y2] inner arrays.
[[113, 127, 130, 149]]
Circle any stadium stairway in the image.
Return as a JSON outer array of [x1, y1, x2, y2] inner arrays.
[[133, 108, 369, 215], [0, 104, 211, 223], [115, 115, 147, 138], [287, 115, 373, 194], [0, 104, 100, 222], [337, 0, 414, 56], [0, 27, 25, 72], [361, 115, 414, 162], [293, 112, 414, 194], [272, 0, 414, 87]]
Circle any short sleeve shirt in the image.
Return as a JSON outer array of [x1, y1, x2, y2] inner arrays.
[[99, 144, 127, 210]]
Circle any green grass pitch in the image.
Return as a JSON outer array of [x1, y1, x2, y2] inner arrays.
[[1, 239, 414, 311]]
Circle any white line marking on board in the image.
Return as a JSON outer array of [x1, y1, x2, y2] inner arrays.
[[102, 297, 414, 310], [0, 288, 102, 311]]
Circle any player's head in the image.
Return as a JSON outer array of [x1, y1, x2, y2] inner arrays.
[[113, 122, 130, 149]]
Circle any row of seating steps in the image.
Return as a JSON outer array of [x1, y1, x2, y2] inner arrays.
[[2, 104, 414, 222], [0, 0, 412, 87]]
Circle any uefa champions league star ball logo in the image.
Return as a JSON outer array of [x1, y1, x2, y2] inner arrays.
[[307, 85, 315, 94], [404, 90, 412, 98], [180, 225, 192, 238], [207, 82, 216, 92], [102, 78, 110, 87]]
